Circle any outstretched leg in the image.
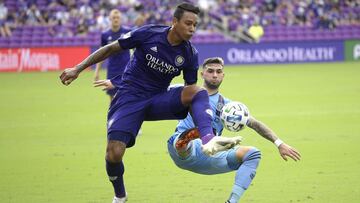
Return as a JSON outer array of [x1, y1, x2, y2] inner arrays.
[[181, 85, 214, 144], [226, 146, 261, 203]]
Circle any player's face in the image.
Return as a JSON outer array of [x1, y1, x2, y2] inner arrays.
[[174, 11, 198, 41], [201, 63, 224, 90], [110, 13, 121, 28]]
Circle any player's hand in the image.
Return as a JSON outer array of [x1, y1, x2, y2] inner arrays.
[[59, 68, 80, 86], [278, 143, 301, 161], [93, 79, 115, 91], [202, 136, 242, 156]]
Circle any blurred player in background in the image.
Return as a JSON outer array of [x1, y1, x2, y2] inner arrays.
[[60, 3, 240, 203], [94, 9, 131, 101], [166, 57, 301, 203]]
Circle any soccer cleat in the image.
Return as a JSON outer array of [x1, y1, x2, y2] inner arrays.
[[112, 195, 127, 203], [202, 136, 242, 156], [175, 127, 200, 150]]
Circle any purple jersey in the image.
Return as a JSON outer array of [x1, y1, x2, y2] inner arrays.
[[101, 26, 131, 79], [112, 24, 199, 97]]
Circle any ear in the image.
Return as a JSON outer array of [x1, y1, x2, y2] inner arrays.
[[200, 70, 204, 79], [172, 17, 178, 26]]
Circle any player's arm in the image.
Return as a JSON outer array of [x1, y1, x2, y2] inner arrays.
[[60, 41, 123, 86], [94, 61, 104, 81], [247, 116, 301, 161]]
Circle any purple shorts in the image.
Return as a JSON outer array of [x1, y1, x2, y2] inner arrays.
[[107, 86, 188, 147]]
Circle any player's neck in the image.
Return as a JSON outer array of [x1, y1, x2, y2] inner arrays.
[[167, 28, 183, 46], [204, 86, 219, 95], [111, 26, 120, 32]]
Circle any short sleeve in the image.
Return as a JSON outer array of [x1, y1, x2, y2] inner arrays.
[[117, 25, 151, 50], [183, 47, 199, 85]]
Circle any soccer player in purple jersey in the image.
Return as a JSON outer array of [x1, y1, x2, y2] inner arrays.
[[94, 9, 131, 100], [59, 3, 240, 202]]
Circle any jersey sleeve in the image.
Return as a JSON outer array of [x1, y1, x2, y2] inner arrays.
[[117, 25, 151, 50], [183, 47, 199, 85]]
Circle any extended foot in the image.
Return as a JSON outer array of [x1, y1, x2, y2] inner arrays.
[[202, 136, 242, 156]]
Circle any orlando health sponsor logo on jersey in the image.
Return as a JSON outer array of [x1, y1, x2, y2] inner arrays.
[[145, 53, 180, 74]]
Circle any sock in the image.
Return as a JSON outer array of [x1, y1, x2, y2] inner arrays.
[[228, 185, 245, 203], [191, 90, 214, 144], [106, 160, 126, 198], [228, 148, 261, 203]]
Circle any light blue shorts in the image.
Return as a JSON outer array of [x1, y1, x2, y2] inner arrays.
[[167, 134, 241, 175]]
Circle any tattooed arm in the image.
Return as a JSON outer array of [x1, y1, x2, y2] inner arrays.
[[247, 116, 279, 143], [60, 41, 122, 86], [247, 116, 301, 161]]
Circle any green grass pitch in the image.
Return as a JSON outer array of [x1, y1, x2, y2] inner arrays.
[[0, 62, 359, 202]]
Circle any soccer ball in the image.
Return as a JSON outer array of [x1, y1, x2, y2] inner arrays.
[[220, 101, 250, 132]]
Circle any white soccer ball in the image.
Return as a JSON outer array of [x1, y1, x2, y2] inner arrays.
[[220, 101, 250, 132]]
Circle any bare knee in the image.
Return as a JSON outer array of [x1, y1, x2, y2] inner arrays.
[[236, 146, 261, 161], [181, 85, 205, 106], [106, 140, 126, 163]]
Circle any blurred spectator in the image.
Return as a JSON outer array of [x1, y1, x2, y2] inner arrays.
[[96, 9, 110, 31], [76, 17, 88, 37], [263, 0, 277, 12], [42, 10, 57, 36], [79, 0, 93, 20], [0, 0, 11, 37], [294, 1, 308, 25], [316, 14, 336, 30], [26, 4, 45, 25], [55, 6, 70, 26]]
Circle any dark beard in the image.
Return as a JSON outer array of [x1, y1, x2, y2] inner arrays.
[[205, 80, 222, 90]]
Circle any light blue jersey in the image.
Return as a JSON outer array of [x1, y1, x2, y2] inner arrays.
[[167, 92, 243, 175], [174, 92, 230, 136]]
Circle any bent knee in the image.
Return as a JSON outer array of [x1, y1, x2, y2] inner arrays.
[[236, 146, 261, 161], [106, 140, 126, 163], [181, 85, 206, 105]]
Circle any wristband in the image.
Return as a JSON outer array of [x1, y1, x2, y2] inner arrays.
[[274, 139, 283, 147]]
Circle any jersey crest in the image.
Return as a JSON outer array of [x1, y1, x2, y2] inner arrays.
[[175, 55, 185, 66]]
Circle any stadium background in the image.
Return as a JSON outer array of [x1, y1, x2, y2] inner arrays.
[[0, 0, 359, 202]]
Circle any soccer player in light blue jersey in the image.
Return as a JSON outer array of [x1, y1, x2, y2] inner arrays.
[[59, 3, 240, 203], [167, 57, 301, 203], [94, 9, 131, 100]]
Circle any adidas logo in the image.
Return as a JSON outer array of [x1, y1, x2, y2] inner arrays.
[[150, 46, 157, 52]]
